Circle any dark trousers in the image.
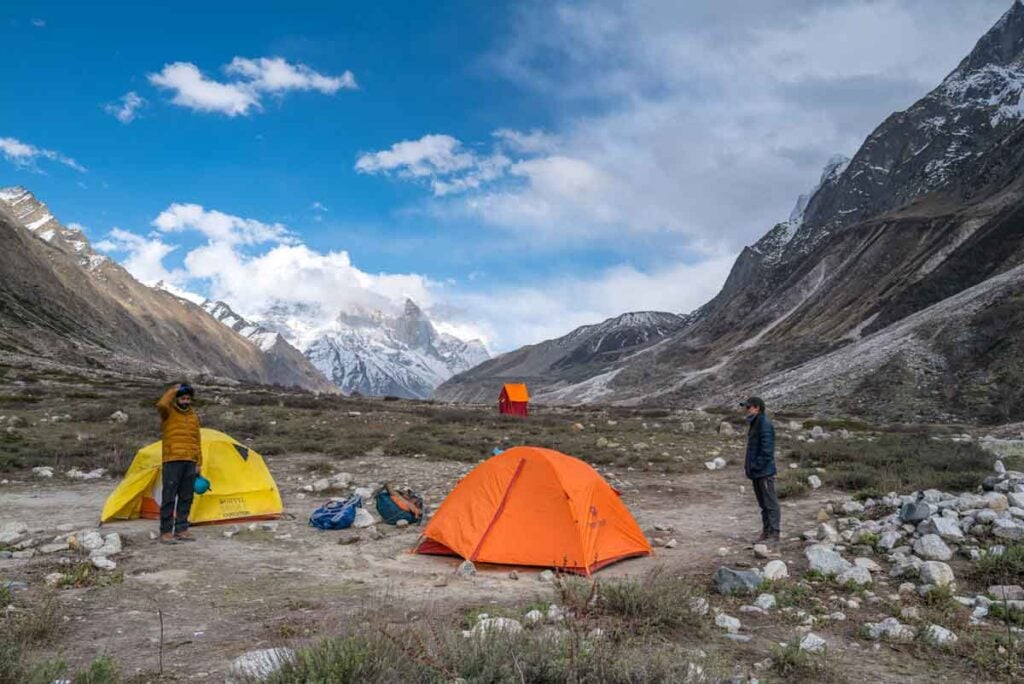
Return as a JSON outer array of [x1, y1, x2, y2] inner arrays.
[[752, 476, 781, 534], [160, 461, 197, 534]]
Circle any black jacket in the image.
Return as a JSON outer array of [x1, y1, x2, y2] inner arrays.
[[744, 414, 777, 480]]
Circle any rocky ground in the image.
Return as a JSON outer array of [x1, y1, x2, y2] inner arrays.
[[1, 376, 1024, 682]]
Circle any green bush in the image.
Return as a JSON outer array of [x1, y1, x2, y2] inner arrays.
[[788, 434, 999, 497], [971, 544, 1024, 587]]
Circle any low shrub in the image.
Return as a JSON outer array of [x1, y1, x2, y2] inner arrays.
[[970, 544, 1024, 587]]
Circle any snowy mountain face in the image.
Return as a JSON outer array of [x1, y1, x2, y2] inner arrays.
[[0, 186, 107, 272], [217, 297, 489, 399]]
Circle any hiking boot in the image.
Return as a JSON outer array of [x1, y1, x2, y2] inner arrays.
[[159, 533, 178, 545], [750, 531, 771, 545], [174, 531, 196, 542], [764, 532, 781, 546]]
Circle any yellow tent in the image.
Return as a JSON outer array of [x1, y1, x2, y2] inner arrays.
[[101, 428, 283, 525]]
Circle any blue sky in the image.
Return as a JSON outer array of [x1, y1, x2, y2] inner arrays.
[[0, 1, 1015, 349]]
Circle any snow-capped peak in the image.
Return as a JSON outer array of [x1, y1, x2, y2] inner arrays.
[[0, 186, 107, 271]]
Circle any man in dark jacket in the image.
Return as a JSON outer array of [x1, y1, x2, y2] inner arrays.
[[742, 397, 780, 543]]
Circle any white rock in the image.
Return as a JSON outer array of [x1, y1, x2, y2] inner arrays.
[[841, 501, 865, 515], [923, 624, 958, 648], [109, 410, 129, 423], [0, 522, 28, 545], [352, 508, 376, 528], [837, 566, 872, 587], [983, 492, 1009, 511], [456, 560, 476, 577], [465, 617, 523, 639], [714, 613, 741, 633], [805, 544, 852, 576], [546, 605, 565, 622], [865, 617, 915, 641], [877, 530, 902, 550], [920, 561, 955, 588], [763, 560, 789, 580], [665, 538, 678, 549], [524, 609, 544, 625], [44, 572, 64, 587], [808, 475, 822, 490], [810, 426, 825, 439], [754, 593, 776, 611], [1007, 492, 1024, 509], [91, 556, 116, 571], [854, 557, 881, 573], [817, 523, 840, 543], [913, 534, 952, 561], [227, 648, 295, 682], [993, 518, 1024, 540], [354, 487, 374, 499], [924, 516, 965, 541], [38, 542, 69, 554], [995, 460, 1007, 475], [311, 478, 331, 493], [799, 632, 827, 653], [80, 530, 105, 551], [32, 466, 54, 478], [538, 570, 555, 583]]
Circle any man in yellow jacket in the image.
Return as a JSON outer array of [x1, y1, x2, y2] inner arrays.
[[155, 383, 203, 543]]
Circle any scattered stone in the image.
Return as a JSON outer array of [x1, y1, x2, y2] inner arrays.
[[665, 538, 678, 549], [763, 560, 789, 581], [1008, 492, 1024, 509], [716, 547, 729, 557], [993, 518, 1024, 541], [311, 478, 331, 493], [865, 617, 915, 641], [66, 467, 106, 480], [988, 585, 1024, 601], [898, 582, 916, 595], [714, 613, 741, 633], [817, 523, 840, 543], [538, 570, 555, 583], [464, 617, 523, 639], [713, 567, 764, 595], [799, 632, 827, 653], [920, 561, 955, 588], [808, 475, 822, 490], [38, 542, 69, 554], [0, 521, 28, 545], [923, 624, 958, 648], [456, 560, 476, 578], [913, 534, 952, 561], [754, 593, 777, 611], [811, 426, 826, 439], [837, 566, 872, 587], [32, 466, 54, 478], [995, 460, 1007, 475], [44, 572, 63, 587], [108, 410, 129, 423], [718, 422, 735, 436], [432, 574, 448, 588], [337, 536, 360, 546], [508, 570, 519, 580], [571, 423, 585, 432], [546, 605, 565, 622], [841, 501, 865, 515], [352, 508, 376, 528], [227, 648, 296, 683], [805, 544, 853, 577], [395, 519, 410, 529], [524, 609, 543, 625], [91, 556, 116, 571], [854, 557, 881, 573], [899, 501, 931, 524], [680, 421, 695, 432], [688, 597, 710, 616], [12, 549, 35, 559], [223, 525, 241, 539], [983, 492, 1009, 512], [923, 516, 965, 541]]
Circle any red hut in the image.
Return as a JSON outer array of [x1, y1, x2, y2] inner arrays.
[[498, 383, 530, 417]]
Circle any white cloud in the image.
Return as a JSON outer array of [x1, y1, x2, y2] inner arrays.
[[95, 228, 183, 285], [152, 203, 295, 246], [104, 91, 145, 124], [311, 201, 328, 212], [0, 136, 85, 172], [149, 62, 259, 117], [31, 18, 45, 28], [148, 56, 355, 117], [225, 57, 357, 94]]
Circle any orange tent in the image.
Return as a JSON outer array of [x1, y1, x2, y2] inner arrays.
[[499, 383, 529, 417], [415, 446, 652, 575]]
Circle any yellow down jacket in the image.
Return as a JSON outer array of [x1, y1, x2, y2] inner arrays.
[[156, 387, 202, 464]]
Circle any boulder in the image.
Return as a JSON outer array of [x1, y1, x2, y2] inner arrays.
[[538, 570, 555, 583], [808, 475, 822, 490], [923, 624, 958, 648], [899, 501, 930, 524], [920, 561, 955, 588], [841, 501, 865, 515], [1007, 492, 1024, 509], [976, 509, 999, 524], [805, 544, 852, 577], [352, 508, 376, 528], [993, 518, 1024, 541], [913, 534, 952, 561], [108, 410, 129, 423], [38, 542, 69, 554], [878, 530, 902, 550], [0, 521, 28, 546], [713, 567, 764, 595], [91, 556, 116, 571], [464, 617, 523, 639], [524, 609, 543, 625], [923, 516, 965, 541], [810, 426, 825, 439], [988, 585, 1024, 601], [799, 632, 827, 653], [763, 560, 789, 580], [718, 421, 735, 436], [227, 648, 296, 683], [853, 557, 881, 573], [456, 560, 476, 577], [817, 523, 840, 543], [982, 492, 1009, 511], [754, 593, 776, 611], [837, 566, 872, 587]]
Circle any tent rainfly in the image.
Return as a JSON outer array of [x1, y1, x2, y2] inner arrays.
[[415, 446, 652, 575], [499, 383, 530, 417]]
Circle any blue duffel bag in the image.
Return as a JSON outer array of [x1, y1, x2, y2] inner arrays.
[[309, 495, 361, 530]]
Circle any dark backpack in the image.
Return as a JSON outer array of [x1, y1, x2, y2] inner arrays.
[[375, 483, 424, 525]]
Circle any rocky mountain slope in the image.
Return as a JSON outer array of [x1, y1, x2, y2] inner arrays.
[[0, 187, 333, 391], [301, 299, 489, 399], [437, 1, 1024, 423]]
